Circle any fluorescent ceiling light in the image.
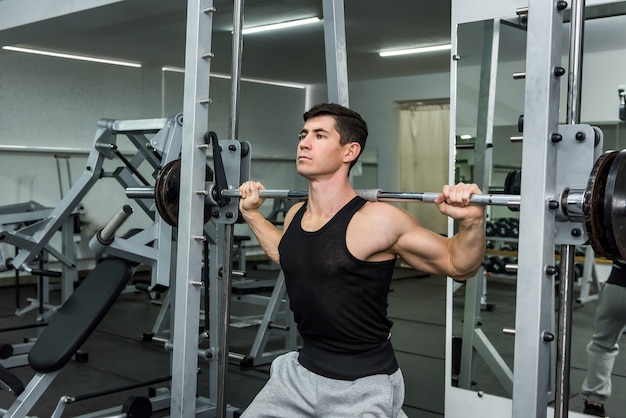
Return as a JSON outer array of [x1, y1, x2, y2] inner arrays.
[[379, 44, 451, 57], [460, 134, 473, 140], [2, 46, 142, 68], [242, 17, 321, 35]]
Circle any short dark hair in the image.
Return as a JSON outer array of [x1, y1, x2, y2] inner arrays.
[[303, 103, 368, 169]]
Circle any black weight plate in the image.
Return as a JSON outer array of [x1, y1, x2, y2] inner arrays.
[[155, 159, 182, 227], [604, 149, 626, 262], [154, 159, 214, 227], [504, 169, 521, 195], [122, 395, 152, 417], [583, 151, 618, 259]]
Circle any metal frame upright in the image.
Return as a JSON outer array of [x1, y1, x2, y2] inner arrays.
[[322, 0, 350, 106], [511, 1, 563, 416], [170, 0, 216, 416], [170, 1, 351, 416]]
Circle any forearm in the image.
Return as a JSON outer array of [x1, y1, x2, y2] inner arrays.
[[448, 217, 486, 280], [241, 209, 283, 265]]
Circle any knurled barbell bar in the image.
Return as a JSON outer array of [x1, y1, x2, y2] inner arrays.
[[221, 188, 522, 206], [137, 149, 626, 262]]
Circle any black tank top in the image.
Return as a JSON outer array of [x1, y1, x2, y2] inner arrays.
[[278, 196, 398, 380]]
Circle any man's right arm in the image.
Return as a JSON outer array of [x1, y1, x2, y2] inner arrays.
[[239, 208, 283, 265], [238, 181, 283, 265]]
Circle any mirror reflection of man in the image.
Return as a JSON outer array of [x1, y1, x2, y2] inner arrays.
[[581, 261, 626, 417]]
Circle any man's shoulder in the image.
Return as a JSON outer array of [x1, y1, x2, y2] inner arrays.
[[358, 200, 414, 225]]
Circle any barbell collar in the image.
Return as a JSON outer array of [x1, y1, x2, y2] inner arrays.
[[562, 188, 586, 221]]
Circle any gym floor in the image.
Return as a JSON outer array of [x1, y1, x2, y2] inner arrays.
[[0, 261, 624, 417]]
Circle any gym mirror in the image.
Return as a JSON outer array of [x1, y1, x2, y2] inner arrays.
[[451, 15, 526, 401], [450, 3, 626, 415]]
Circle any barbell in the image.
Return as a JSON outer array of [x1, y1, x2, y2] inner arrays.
[[220, 188, 521, 206], [141, 149, 626, 262]]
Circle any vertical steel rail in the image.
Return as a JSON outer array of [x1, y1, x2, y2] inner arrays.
[[512, 1, 563, 417], [555, 244, 576, 418], [555, 1, 586, 416], [322, 0, 349, 106], [566, 0, 585, 124], [229, 0, 244, 140], [216, 0, 244, 417], [171, 0, 215, 415]]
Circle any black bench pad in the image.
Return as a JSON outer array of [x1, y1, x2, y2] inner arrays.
[[28, 258, 133, 373]]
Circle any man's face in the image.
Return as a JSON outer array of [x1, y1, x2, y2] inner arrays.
[[296, 115, 347, 179]]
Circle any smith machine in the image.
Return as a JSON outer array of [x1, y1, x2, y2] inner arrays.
[[159, 0, 625, 417], [158, 2, 626, 418]]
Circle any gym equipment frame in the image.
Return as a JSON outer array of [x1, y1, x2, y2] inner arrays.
[[0, 115, 182, 290], [0, 113, 187, 416], [0, 115, 182, 375]]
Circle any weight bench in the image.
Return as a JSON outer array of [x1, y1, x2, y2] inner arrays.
[[0, 257, 134, 417]]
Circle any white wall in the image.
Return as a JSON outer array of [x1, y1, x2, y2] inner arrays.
[[0, 52, 145, 149], [579, 48, 626, 123]]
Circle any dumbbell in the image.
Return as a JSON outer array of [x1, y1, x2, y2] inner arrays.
[[494, 219, 512, 237], [486, 221, 497, 237], [489, 256, 507, 275]]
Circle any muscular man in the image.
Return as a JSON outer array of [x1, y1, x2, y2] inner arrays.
[[238, 103, 485, 417]]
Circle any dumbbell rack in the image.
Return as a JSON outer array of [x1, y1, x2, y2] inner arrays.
[[484, 229, 603, 303]]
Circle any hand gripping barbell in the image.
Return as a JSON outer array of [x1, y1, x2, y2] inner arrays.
[[138, 149, 626, 262]]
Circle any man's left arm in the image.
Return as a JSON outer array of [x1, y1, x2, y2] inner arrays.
[[435, 183, 486, 280]]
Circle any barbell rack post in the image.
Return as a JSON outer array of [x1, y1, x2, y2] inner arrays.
[[555, 0, 587, 416]]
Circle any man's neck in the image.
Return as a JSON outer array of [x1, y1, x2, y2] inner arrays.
[[306, 177, 357, 217]]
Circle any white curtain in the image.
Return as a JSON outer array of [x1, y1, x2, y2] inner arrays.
[[399, 104, 450, 235]]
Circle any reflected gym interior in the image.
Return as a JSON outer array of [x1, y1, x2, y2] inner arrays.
[[0, 1, 625, 417]]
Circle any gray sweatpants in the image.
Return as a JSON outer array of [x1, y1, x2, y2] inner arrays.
[[240, 351, 408, 417], [581, 282, 626, 403]]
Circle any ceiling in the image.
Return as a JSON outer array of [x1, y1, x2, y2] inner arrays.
[[0, 0, 453, 85], [2, 1, 626, 86]]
